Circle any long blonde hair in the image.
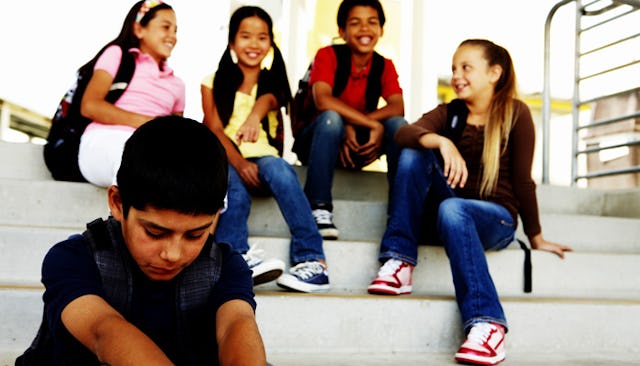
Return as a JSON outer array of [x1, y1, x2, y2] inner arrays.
[[461, 39, 518, 197]]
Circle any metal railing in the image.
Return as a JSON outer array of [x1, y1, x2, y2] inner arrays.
[[542, 0, 640, 185]]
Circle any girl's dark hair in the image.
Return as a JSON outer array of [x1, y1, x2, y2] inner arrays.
[[78, 1, 174, 75], [117, 116, 228, 217], [213, 6, 292, 126], [337, 0, 386, 29]]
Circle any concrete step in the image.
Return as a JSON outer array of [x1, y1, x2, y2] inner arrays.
[[2, 288, 639, 364], [2, 176, 639, 249], [0, 141, 50, 181], [3, 140, 640, 364], [3, 234, 639, 301], [2, 140, 640, 218]]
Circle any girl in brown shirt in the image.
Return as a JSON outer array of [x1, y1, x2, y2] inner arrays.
[[367, 39, 572, 365]]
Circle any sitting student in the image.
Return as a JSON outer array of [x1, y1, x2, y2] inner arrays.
[[201, 6, 329, 292], [368, 39, 572, 365], [77, 0, 185, 187], [16, 116, 266, 365], [292, 0, 407, 240]]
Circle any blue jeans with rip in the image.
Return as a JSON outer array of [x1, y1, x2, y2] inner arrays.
[[379, 148, 514, 332], [295, 110, 406, 210], [214, 156, 325, 265]]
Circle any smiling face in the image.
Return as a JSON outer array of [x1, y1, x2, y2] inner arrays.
[[339, 5, 383, 55], [108, 186, 217, 281], [229, 15, 271, 70], [450, 44, 502, 103], [135, 8, 177, 64]]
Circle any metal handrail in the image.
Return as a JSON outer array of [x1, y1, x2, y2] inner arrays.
[[542, 0, 640, 186]]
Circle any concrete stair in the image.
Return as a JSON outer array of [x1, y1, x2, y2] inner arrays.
[[1, 140, 640, 365]]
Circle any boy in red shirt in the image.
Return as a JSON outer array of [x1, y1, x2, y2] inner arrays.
[[292, 0, 407, 240]]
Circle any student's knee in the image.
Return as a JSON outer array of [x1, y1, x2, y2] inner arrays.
[[259, 157, 297, 184], [397, 148, 436, 171], [314, 110, 344, 137], [383, 116, 408, 133], [437, 198, 466, 228]]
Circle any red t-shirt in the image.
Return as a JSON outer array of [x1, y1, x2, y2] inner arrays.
[[308, 45, 402, 113]]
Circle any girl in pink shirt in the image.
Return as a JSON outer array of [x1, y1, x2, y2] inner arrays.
[[78, 0, 185, 187]]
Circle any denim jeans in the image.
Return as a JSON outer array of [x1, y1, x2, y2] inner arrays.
[[294, 110, 406, 210], [379, 148, 514, 332], [214, 156, 325, 265]]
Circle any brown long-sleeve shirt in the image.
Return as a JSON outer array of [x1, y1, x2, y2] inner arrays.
[[395, 99, 541, 238]]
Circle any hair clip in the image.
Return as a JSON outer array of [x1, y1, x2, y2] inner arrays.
[[136, 0, 163, 23]]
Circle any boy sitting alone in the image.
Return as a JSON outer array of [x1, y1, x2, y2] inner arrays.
[[17, 116, 266, 365]]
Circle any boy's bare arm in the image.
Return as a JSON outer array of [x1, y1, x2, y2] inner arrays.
[[216, 299, 267, 366], [61, 294, 174, 366], [367, 93, 404, 121]]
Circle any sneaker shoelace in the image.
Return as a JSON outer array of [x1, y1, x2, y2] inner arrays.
[[312, 209, 333, 225], [290, 261, 324, 280], [377, 258, 404, 277], [466, 323, 496, 345], [242, 243, 264, 267]]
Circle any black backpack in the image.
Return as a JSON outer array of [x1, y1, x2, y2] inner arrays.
[[290, 44, 385, 139], [43, 47, 135, 182]]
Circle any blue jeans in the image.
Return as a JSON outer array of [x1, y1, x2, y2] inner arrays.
[[214, 156, 325, 265], [294, 110, 406, 210], [379, 148, 514, 332]]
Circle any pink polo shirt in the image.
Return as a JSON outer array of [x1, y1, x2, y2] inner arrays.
[[85, 45, 185, 132]]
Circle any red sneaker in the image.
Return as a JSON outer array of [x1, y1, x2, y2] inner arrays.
[[454, 322, 506, 365], [367, 259, 414, 295]]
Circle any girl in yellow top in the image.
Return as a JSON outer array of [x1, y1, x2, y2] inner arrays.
[[201, 6, 329, 293]]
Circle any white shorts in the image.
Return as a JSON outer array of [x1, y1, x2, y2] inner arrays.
[[78, 125, 135, 187]]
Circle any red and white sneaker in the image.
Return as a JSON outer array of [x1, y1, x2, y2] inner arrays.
[[454, 322, 506, 365], [367, 258, 414, 295]]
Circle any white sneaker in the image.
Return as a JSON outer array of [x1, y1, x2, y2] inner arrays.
[[312, 209, 339, 240], [242, 243, 284, 286]]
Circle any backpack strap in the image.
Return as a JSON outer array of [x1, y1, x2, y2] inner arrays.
[[105, 47, 136, 103], [331, 44, 351, 97], [516, 239, 533, 293], [83, 217, 132, 317], [365, 52, 385, 112], [443, 99, 469, 143]]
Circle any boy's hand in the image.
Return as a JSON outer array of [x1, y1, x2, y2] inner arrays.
[[340, 125, 358, 168], [358, 123, 384, 163], [339, 143, 355, 168], [343, 124, 360, 151]]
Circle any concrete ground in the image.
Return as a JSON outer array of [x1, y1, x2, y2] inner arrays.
[[267, 352, 639, 365]]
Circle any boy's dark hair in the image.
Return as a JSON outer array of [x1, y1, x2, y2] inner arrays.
[[337, 0, 386, 29], [117, 116, 228, 217]]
